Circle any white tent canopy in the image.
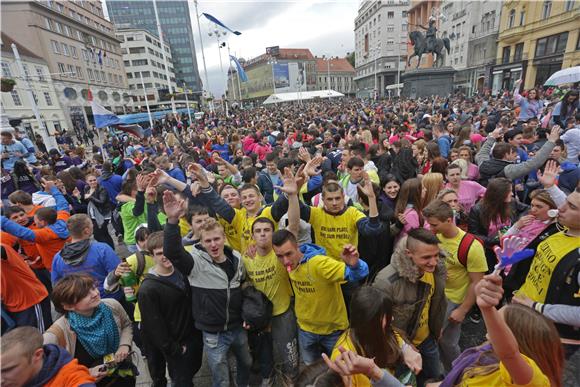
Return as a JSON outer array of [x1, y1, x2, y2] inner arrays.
[[263, 89, 344, 105]]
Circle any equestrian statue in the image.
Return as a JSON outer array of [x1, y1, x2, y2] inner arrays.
[[408, 17, 450, 69]]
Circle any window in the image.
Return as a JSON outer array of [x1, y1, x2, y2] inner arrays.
[[57, 62, 66, 75], [70, 46, 77, 58], [387, 24, 394, 32], [129, 47, 145, 54], [514, 43, 524, 61], [542, 1, 552, 19], [402, 11, 407, 17], [56, 2, 63, 12], [76, 66, 83, 79], [108, 73, 113, 83], [388, 11, 394, 19], [63, 25, 71, 36], [502, 46, 511, 63], [32, 92, 39, 105], [87, 68, 94, 81], [35, 66, 45, 81], [508, 9, 515, 28], [565, 0, 575, 11], [67, 64, 76, 78], [124, 60, 130, 67], [44, 17, 52, 30], [519, 11, 525, 26], [22, 64, 30, 78], [141, 71, 151, 77], [44, 92, 53, 106], [101, 71, 106, 82], [61, 43, 69, 56], [51, 40, 60, 54], [54, 22, 62, 34], [10, 90, 22, 106], [94, 70, 100, 82], [132, 59, 148, 66], [535, 32, 569, 57], [2, 62, 12, 77]]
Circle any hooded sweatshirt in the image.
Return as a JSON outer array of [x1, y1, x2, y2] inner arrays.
[[98, 171, 123, 206], [25, 344, 95, 387], [51, 240, 122, 299], [289, 243, 369, 335]]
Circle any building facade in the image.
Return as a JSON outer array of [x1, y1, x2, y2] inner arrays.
[[492, 0, 580, 94], [117, 28, 177, 109], [315, 57, 355, 96], [231, 48, 317, 102], [439, 0, 502, 94], [406, 0, 440, 69], [1, 33, 64, 150], [106, 0, 202, 94], [354, 0, 410, 98], [1, 0, 132, 132]]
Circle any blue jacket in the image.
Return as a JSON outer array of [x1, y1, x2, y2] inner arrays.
[[0, 140, 28, 170], [19, 137, 38, 164], [98, 173, 123, 205], [51, 241, 122, 300], [437, 134, 452, 158], [168, 166, 186, 183], [299, 243, 369, 281]]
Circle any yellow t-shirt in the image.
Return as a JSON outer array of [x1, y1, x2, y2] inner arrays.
[[219, 217, 242, 252], [438, 230, 488, 304], [178, 217, 191, 237], [517, 231, 579, 303], [459, 353, 549, 386], [224, 206, 276, 253], [413, 272, 435, 346], [331, 330, 404, 387], [308, 206, 366, 260], [290, 255, 348, 335], [242, 250, 293, 316], [126, 252, 155, 322]]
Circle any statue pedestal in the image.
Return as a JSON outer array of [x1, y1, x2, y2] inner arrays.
[[401, 67, 456, 98]]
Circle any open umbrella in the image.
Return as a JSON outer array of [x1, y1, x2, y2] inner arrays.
[[543, 66, 580, 86]]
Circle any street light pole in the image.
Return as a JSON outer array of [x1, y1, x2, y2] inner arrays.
[[267, 57, 277, 104], [139, 72, 154, 130], [226, 42, 236, 102], [214, 30, 228, 117], [327, 57, 331, 90], [183, 82, 192, 123], [374, 48, 378, 100], [152, 0, 176, 115], [10, 43, 55, 149], [193, 0, 213, 113]]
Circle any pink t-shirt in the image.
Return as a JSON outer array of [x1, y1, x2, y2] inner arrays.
[[467, 163, 480, 181], [396, 207, 430, 244], [446, 180, 486, 213]]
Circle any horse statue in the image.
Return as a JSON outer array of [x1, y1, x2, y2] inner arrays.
[[408, 30, 450, 69]]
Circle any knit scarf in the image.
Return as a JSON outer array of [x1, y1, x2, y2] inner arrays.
[[68, 303, 120, 359]]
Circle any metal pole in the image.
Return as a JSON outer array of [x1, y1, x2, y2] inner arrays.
[[152, 0, 176, 114], [11, 43, 55, 149], [216, 34, 228, 117], [193, 0, 213, 113], [235, 52, 242, 106], [374, 50, 378, 100], [139, 72, 154, 130], [184, 82, 192, 123], [226, 43, 236, 101], [327, 58, 330, 90], [397, 42, 402, 97]]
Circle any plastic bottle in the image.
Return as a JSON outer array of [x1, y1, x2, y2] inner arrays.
[[120, 259, 138, 302]]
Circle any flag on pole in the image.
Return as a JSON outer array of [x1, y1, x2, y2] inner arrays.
[[89, 89, 143, 137], [202, 13, 241, 35], [229, 55, 248, 82], [98, 50, 103, 66]]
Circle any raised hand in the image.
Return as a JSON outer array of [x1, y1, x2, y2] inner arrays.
[[304, 155, 323, 177], [274, 167, 298, 196], [547, 125, 561, 143], [537, 159, 559, 188], [188, 163, 209, 187], [298, 147, 311, 163], [475, 273, 503, 309], [136, 173, 151, 192], [358, 173, 375, 198], [341, 244, 360, 267], [145, 185, 157, 204], [162, 190, 186, 222]]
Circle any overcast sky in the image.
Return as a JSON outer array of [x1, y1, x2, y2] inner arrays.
[[103, 0, 359, 96]]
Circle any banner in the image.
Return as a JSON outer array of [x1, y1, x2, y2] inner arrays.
[[202, 13, 241, 35], [229, 55, 248, 82]]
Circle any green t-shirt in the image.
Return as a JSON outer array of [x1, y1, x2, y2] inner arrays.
[[120, 201, 166, 244]]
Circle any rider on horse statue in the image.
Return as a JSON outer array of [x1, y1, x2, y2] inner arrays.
[[418, 17, 437, 53]]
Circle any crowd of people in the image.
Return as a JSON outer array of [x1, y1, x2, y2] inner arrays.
[[0, 84, 579, 387]]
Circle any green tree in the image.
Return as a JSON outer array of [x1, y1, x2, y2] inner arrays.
[[346, 52, 355, 68]]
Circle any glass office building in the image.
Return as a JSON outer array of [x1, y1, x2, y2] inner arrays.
[[106, 0, 202, 93]]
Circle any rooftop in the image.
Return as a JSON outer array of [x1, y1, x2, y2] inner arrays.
[[315, 57, 355, 73], [1, 33, 43, 60]]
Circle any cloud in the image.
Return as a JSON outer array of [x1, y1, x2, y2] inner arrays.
[[192, 0, 358, 96]]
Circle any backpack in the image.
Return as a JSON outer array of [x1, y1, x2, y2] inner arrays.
[[241, 285, 273, 332], [134, 250, 147, 279], [457, 232, 483, 268]]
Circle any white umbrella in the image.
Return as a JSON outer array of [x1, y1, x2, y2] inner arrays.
[[543, 66, 580, 86]]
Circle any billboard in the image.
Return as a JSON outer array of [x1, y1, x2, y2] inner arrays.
[[274, 62, 306, 92]]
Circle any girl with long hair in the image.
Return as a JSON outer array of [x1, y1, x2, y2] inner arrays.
[[514, 80, 543, 125], [395, 177, 427, 242], [458, 146, 479, 181], [421, 172, 444, 207], [440, 274, 563, 387], [551, 89, 578, 128], [11, 160, 41, 194], [331, 286, 420, 386], [412, 139, 429, 175]]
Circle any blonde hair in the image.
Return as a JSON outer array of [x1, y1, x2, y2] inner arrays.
[[422, 172, 444, 207], [451, 158, 469, 179], [199, 217, 225, 238]]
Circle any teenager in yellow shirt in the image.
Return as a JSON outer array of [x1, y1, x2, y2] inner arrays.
[[435, 273, 562, 387], [272, 229, 369, 365], [331, 286, 422, 387], [423, 200, 487, 372]]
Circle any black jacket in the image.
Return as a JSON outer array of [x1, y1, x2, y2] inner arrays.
[[164, 222, 245, 333], [478, 159, 508, 186], [85, 185, 112, 217], [138, 269, 199, 356], [467, 201, 528, 249]]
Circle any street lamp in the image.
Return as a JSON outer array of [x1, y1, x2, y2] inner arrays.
[[267, 56, 277, 103], [372, 45, 381, 100], [208, 27, 229, 116]]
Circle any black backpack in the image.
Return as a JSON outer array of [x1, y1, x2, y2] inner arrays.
[[241, 286, 273, 332]]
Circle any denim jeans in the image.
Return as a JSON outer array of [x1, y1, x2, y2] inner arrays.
[[126, 243, 138, 253], [417, 335, 442, 387], [202, 327, 252, 387], [298, 328, 343, 365], [439, 300, 461, 373]]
